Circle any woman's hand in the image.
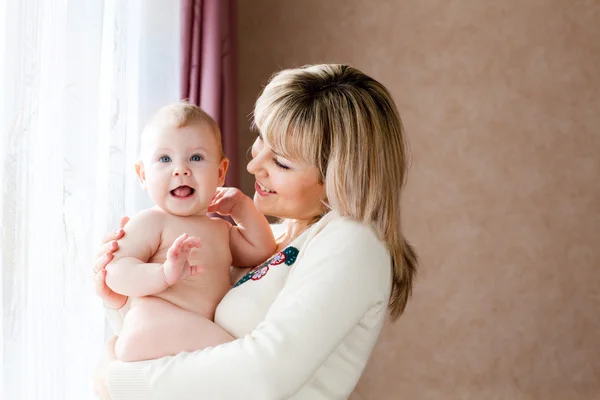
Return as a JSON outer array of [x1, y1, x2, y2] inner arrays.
[[94, 216, 130, 310], [93, 336, 118, 400]]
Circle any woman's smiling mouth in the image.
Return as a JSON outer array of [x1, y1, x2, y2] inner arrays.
[[256, 181, 276, 195]]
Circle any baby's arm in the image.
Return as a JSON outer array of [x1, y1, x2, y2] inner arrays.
[[209, 188, 276, 267], [105, 209, 169, 297]]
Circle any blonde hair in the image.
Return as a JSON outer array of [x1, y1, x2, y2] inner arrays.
[[252, 64, 418, 319], [141, 101, 224, 158]]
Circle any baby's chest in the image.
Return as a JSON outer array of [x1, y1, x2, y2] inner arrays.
[[152, 222, 232, 267]]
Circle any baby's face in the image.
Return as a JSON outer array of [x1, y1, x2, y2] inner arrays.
[[137, 121, 227, 216]]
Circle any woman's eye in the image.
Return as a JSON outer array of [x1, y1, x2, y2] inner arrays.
[[273, 158, 290, 170], [190, 154, 203, 162], [159, 155, 171, 163]]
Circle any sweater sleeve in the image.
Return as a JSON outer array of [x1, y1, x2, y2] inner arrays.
[[105, 299, 131, 335], [106, 219, 391, 400]]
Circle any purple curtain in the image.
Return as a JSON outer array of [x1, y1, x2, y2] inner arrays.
[[181, 0, 239, 188]]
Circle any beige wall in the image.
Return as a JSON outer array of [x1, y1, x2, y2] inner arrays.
[[237, 1, 600, 398]]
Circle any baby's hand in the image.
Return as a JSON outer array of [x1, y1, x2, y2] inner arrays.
[[163, 233, 203, 286], [207, 187, 250, 216]]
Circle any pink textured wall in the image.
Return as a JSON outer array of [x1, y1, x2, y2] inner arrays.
[[237, 1, 600, 398]]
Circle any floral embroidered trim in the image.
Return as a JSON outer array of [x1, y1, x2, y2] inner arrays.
[[233, 246, 299, 288]]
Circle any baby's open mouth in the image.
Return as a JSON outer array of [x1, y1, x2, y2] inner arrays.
[[170, 185, 195, 198]]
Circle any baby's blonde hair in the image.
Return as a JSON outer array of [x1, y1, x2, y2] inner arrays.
[[141, 101, 224, 158], [252, 64, 418, 319]]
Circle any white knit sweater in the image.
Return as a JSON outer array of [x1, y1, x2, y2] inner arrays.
[[106, 211, 392, 400]]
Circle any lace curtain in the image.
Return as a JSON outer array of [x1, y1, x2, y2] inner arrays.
[[0, 0, 180, 398]]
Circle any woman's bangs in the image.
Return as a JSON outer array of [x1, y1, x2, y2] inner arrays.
[[256, 102, 319, 166]]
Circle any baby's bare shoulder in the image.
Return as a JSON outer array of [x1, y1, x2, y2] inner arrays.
[[127, 207, 167, 232], [135, 207, 167, 221], [208, 215, 232, 231]]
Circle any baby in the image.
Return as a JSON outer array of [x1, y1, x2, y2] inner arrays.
[[105, 102, 276, 362]]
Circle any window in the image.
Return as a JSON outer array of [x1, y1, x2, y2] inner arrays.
[[0, 1, 180, 398]]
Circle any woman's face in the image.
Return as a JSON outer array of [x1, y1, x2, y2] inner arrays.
[[247, 134, 325, 222]]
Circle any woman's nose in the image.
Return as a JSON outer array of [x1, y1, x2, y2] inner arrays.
[[247, 149, 266, 176]]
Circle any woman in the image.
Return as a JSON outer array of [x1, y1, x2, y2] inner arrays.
[[93, 64, 418, 399]]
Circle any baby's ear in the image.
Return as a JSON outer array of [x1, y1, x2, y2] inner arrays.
[[217, 157, 229, 186], [135, 161, 147, 188]]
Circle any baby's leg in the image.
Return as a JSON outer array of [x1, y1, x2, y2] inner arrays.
[[115, 298, 234, 362]]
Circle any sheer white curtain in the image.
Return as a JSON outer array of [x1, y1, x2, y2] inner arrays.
[[0, 1, 180, 399]]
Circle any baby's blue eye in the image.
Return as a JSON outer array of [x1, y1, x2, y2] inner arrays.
[[159, 155, 171, 163], [190, 154, 203, 162]]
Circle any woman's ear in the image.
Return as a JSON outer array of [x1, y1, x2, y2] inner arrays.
[[217, 157, 229, 186], [135, 161, 147, 189]]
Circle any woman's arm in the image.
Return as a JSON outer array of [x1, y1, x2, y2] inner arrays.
[[105, 219, 392, 400], [102, 298, 130, 334]]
